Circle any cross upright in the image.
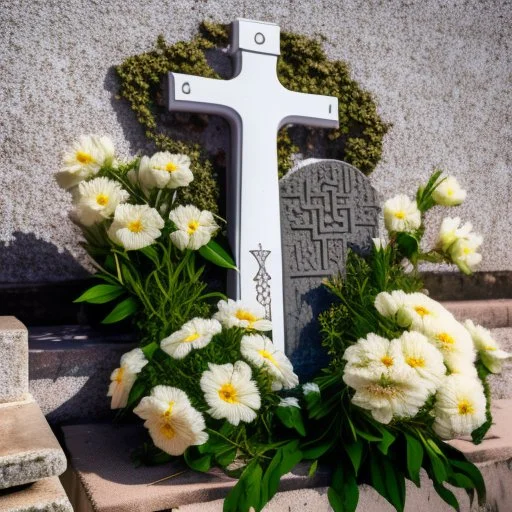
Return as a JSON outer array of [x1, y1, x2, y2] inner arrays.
[[167, 19, 339, 353]]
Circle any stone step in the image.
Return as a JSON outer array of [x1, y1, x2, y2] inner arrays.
[[0, 476, 72, 512], [442, 299, 512, 328], [0, 398, 67, 490], [60, 399, 512, 512], [0, 317, 28, 404]]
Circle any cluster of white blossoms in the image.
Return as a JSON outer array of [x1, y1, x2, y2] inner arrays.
[[110, 299, 298, 455], [345, 290, 512, 438], [58, 136, 218, 252], [437, 217, 483, 274], [383, 194, 421, 233]]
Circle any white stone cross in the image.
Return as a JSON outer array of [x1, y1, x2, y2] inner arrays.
[[167, 19, 339, 352]]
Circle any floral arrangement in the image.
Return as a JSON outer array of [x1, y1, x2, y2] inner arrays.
[[58, 137, 510, 512]]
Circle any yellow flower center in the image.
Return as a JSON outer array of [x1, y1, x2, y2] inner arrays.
[[366, 383, 399, 398], [457, 399, 475, 415], [96, 194, 109, 206], [235, 309, 258, 325], [165, 162, 178, 172], [163, 402, 175, 418], [406, 356, 425, 368], [128, 220, 143, 233], [436, 332, 455, 349], [184, 332, 200, 343], [414, 306, 430, 317], [483, 345, 496, 352], [218, 383, 238, 404], [114, 367, 124, 383], [258, 349, 279, 367], [446, 188, 454, 196], [76, 151, 94, 164], [160, 423, 176, 439], [394, 210, 406, 219], [381, 355, 394, 367], [187, 220, 199, 234], [463, 247, 474, 255]]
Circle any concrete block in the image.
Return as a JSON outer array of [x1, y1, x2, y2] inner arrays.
[[60, 400, 512, 511], [0, 317, 28, 403], [0, 476, 72, 512], [28, 325, 134, 424], [442, 299, 512, 328], [0, 399, 67, 489]]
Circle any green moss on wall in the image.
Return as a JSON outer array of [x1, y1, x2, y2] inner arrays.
[[116, 21, 389, 212]]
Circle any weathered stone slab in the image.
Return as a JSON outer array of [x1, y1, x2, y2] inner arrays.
[[0, 317, 28, 403], [60, 400, 512, 511], [28, 325, 134, 424], [0, 399, 67, 489], [442, 299, 512, 329], [0, 476, 72, 512], [280, 160, 380, 378]]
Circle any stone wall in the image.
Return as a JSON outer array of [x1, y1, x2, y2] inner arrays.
[[1, 0, 510, 282]]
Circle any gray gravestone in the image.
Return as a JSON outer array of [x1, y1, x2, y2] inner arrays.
[[279, 160, 380, 378]]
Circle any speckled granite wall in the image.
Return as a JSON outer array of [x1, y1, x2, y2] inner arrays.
[[0, 0, 510, 282]]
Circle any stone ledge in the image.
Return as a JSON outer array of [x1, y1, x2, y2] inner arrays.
[[0, 476, 72, 512], [61, 399, 512, 512], [0, 316, 28, 403], [0, 399, 67, 489], [442, 299, 512, 328]]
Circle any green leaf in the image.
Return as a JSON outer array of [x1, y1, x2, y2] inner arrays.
[[450, 459, 486, 504], [198, 240, 237, 270], [101, 297, 138, 324], [328, 463, 359, 512], [404, 432, 424, 487], [376, 427, 396, 455], [184, 446, 212, 473], [433, 481, 460, 511], [301, 439, 334, 460], [224, 459, 262, 512], [126, 379, 146, 408], [345, 440, 364, 475], [425, 443, 448, 483], [139, 246, 160, 266], [396, 232, 420, 260], [141, 341, 159, 360], [369, 452, 405, 512], [308, 460, 318, 477], [74, 284, 124, 304], [275, 405, 306, 436]]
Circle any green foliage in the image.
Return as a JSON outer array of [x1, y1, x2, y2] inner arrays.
[[116, 21, 389, 181]]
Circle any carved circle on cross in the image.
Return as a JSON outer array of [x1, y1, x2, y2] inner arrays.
[[254, 32, 265, 45], [182, 82, 191, 94]]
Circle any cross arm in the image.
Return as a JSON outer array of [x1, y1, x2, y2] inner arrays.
[[278, 89, 339, 130]]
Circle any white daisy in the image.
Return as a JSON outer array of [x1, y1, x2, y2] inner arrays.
[[464, 320, 512, 373], [437, 217, 475, 252], [240, 334, 298, 390], [433, 375, 487, 439], [396, 292, 454, 330], [75, 177, 129, 226], [200, 361, 261, 426], [57, 135, 115, 189], [394, 331, 446, 392], [213, 299, 272, 331], [303, 382, 320, 396], [383, 194, 421, 233], [278, 397, 300, 408], [108, 204, 164, 250], [374, 290, 408, 318], [169, 205, 218, 251], [160, 318, 222, 360], [346, 365, 429, 424], [133, 386, 208, 455], [449, 234, 483, 275], [432, 176, 467, 207], [138, 152, 193, 190], [107, 348, 148, 409]]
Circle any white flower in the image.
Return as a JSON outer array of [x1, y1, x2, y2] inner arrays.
[[107, 348, 148, 409], [160, 318, 222, 360], [449, 234, 483, 275], [74, 177, 129, 226], [397, 292, 454, 330], [464, 320, 512, 373], [200, 361, 261, 426], [444, 356, 478, 379], [169, 205, 218, 251], [240, 334, 298, 390], [138, 152, 193, 190], [374, 290, 408, 318], [133, 386, 208, 455], [108, 204, 164, 250], [437, 217, 475, 252], [394, 331, 446, 392], [303, 382, 320, 396], [279, 397, 300, 408], [346, 365, 429, 424], [57, 135, 115, 189], [214, 299, 272, 331], [383, 194, 421, 233], [433, 375, 487, 439], [372, 238, 388, 251], [432, 176, 467, 206]]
